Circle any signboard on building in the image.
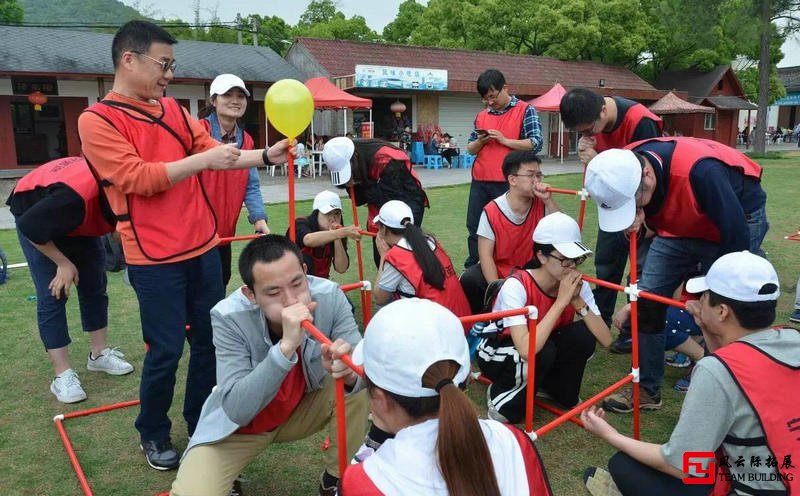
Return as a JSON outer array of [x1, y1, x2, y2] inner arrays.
[[355, 65, 448, 91], [774, 92, 800, 106]]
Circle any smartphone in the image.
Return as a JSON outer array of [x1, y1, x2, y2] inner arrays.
[[476, 129, 489, 138]]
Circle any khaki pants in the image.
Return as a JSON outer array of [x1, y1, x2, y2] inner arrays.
[[171, 377, 369, 496]]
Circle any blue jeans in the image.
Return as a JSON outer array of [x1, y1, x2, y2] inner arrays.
[[127, 248, 223, 442], [465, 179, 508, 268], [17, 229, 108, 350], [637, 208, 768, 394]]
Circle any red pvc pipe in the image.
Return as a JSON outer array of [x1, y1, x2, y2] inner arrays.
[[301, 321, 364, 377], [288, 152, 296, 242], [359, 230, 377, 238], [545, 186, 580, 196], [582, 276, 685, 310], [362, 288, 372, 326], [55, 418, 93, 496], [473, 372, 493, 386], [335, 378, 348, 478], [578, 197, 587, 231], [348, 186, 369, 319], [535, 374, 634, 438], [459, 306, 532, 325], [62, 399, 141, 420], [339, 281, 366, 293], [629, 234, 641, 440], [534, 401, 585, 428], [217, 234, 262, 245], [582, 275, 626, 293], [525, 318, 537, 433]]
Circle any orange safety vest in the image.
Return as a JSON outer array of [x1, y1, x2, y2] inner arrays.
[[496, 269, 575, 340], [594, 103, 663, 152], [473, 102, 529, 182], [627, 137, 762, 242], [13, 156, 114, 237], [710, 334, 800, 496], [483, 198, 544, 278], [84, 98, 218, 262]]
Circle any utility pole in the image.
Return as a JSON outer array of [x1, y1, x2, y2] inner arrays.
[[252, 19, 258, 46]]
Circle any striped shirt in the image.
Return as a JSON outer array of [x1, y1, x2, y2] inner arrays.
[[468, 96, 543, 153]]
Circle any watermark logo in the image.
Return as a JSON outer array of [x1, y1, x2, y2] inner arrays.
[[682, 452, 716, 485]]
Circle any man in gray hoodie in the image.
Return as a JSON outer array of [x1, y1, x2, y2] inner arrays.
[[170, 235, 369, 496]]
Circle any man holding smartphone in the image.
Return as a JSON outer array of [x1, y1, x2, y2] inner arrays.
[[464, 69, 543, 269]]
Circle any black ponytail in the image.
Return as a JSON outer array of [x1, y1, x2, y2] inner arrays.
[[388, 221, 445, 289]]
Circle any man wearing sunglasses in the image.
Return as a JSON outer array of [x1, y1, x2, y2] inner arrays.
[[560, 88, 664, 356], [585, 139, 768, 414], [78, 20, 292, 470]]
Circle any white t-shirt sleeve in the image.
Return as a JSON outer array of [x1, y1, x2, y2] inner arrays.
[[493, 277, 529, 328], [579, 281, 600, 315], [476, 211, 495, 241], [378, 262, 415, 296]]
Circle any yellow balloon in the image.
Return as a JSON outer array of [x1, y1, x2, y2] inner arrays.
[[265, 79, 314, 138]]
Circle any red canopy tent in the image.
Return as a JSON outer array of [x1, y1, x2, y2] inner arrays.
[[305, 77, 372, 138], [529, 83, 567, 163]]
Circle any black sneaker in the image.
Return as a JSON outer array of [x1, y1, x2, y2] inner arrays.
[[609, 335, 632, 354], [140, 439, 180, 471]]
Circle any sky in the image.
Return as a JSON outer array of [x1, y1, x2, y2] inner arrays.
[[125, 0, 800, 68]]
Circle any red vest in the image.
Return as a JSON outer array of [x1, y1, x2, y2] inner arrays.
[[384, 242, 471, 330], [483, 198, 544, 278], [297, 216, 335, 279], [710, 336, 800, 496], [198, 120, 254, 238], [627, 137, 762, 242], [13, 157, 113, 238], [594, 103, 663, 152], [474, 101, 529, 182], [364, 146, 426, 232], [341, 423, 553, 496], [498, 270, 575, 339], [84, 98, 218, 262]]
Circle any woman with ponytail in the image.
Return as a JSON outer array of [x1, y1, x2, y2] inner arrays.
[[322, 298, 553, 496], [371, 201, 469, 324], [198, 74, 269, 288]]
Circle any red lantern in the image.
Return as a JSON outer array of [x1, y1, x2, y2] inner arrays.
[[28, 91, 48, 111], [390, 100, 406, 117]]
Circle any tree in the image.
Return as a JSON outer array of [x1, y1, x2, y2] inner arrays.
[[297, 0, 339, 28], [294, 1, 377, 42], [383, 0, 426, 44], [0, 0, 23, 23]]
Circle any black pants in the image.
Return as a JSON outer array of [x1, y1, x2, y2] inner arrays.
[[608, 451, 710, 496], [592, 229, 651, 325], [481, 320, 597, 424], [465, 180, 508, 268], [460, 263, 489, 314], [219, 243, 232, 289]]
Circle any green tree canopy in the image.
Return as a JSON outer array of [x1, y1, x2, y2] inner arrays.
[[382, 0, 426, 44]]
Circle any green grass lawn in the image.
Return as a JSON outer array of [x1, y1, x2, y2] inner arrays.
[[1, 152, 798, 495]]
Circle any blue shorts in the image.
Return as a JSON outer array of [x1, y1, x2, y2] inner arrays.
[[663, 306, 701, 350]]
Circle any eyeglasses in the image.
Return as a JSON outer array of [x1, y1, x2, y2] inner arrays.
[[548, 253, 587, 267], [481, 89, 505, 105], [512, 172, 545, 181], [132, 51, 177, 74], [573, 118, 602, 136]]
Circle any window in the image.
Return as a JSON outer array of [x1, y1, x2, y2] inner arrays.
[[704, 113, 716, 130]]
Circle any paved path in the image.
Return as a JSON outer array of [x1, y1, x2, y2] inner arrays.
[[0, 158, 584, 229]]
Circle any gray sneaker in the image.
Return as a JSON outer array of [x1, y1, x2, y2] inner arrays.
[[486, 386, 509, 423], [50, 369, 87, 403], [87, 347, 134, 376]]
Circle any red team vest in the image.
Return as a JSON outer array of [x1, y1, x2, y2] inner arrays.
[[364, 146, 426, 232], [593, 103, 663, 152], [384, 242, 471, 328], [483, 198, 545, 278], [626, 138, 762, 242], [297, 217, 335, 279], [710, 337, 800, 496], [13, 156, 114, 238], [84, 98, 218, 262], [198, 119, 254, 238], [341, 423, 553, 496], [498, 270, 575, 339], [474, 102, 529, 182]]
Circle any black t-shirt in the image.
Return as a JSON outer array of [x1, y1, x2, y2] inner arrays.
[[295, 213, 321, 249], [6, 184, 86, 245], [612, 97, 661, 141]]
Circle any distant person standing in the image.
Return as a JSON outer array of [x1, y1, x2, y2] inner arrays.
[[464, 69, 542, 269], [560, 88, 663, 354]]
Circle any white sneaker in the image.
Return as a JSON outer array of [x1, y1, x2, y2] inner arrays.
[[486, 386, 510, 423], [87, 347, 134, 376], [51, 369, 87, 403]]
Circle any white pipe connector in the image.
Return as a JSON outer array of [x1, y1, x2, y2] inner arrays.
[[53, 414, 64, 422], [579, 188, 590, 200], [526, 305, 539, 320], [624, 283, 640, 301], [631, 367, 640, 383], [527, 431, 538, 441], [360, 280, 372, 291]]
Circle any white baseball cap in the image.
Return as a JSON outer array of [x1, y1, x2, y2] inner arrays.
[[373, 200, 414, 229], [323, 137, 355, 185], [685, 251, 780, 302], [209, 74, 250, 97], [585, 149, 642, 232], [312, 190, 342, 214], [352, 298, 471, 398], [533, 212, 592, 259]]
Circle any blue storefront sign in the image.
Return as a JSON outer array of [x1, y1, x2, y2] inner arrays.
[[355, 64, 448, 91], [774, 92, 800, 106]]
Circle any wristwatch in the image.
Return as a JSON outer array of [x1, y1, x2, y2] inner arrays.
[[577, 305, 590, 318]]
